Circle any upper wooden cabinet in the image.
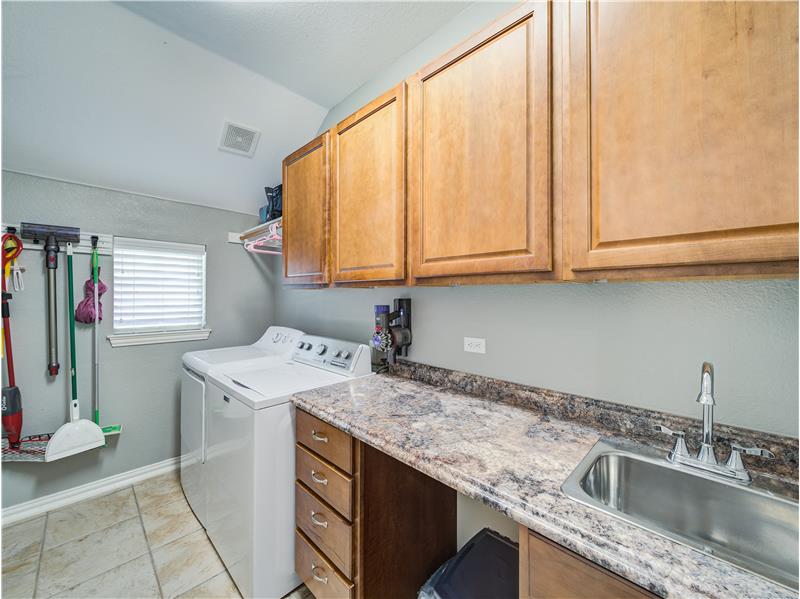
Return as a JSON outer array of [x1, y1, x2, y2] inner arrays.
[[407, 2, 553, 281], [563, 1, 799, 279], [283, 132, 330, 286], [331, 83, 406, 284], [280, 2, 798, 287]]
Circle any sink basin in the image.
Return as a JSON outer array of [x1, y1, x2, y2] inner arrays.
[[562, 440, 799, 590]]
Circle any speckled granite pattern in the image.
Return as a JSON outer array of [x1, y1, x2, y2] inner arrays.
[[390, 360, 799, 489], [293, 373, 798, 599]]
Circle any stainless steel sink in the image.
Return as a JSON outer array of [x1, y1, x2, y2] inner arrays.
[[562, 439, 799, 590]]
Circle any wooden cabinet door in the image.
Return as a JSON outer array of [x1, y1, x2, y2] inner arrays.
[[283, 133, 330, 285], [520, 528, 655, 599], [331, 84, 406, 283], [408, 2, 552, 280], [564, 1, 798, 276]]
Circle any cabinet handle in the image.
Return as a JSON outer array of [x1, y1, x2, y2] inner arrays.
[[310, 511, 328, 528], [311, 430, 329, 443], [310, 470, 328, 485], [311, 564, 328, 584]]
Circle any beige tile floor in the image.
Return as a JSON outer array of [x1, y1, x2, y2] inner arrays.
[[2, 472, 314, 599]]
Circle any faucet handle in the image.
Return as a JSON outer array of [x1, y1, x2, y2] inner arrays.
[[725, 443, 774, 475], [654, 424, 690, 460], [654, 424, 685, 438], [730, 443, 774, 459]]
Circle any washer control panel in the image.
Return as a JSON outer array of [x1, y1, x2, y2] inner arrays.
[[292, 335, 372, 376]]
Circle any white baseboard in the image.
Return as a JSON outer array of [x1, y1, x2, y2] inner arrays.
[[2, 456, 180, 525]]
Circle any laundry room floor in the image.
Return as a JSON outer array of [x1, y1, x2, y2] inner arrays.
[[2, 472, 313, 599]]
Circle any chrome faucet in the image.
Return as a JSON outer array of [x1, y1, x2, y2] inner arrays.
[[655, 362, 774, 484], [696, 362, 717, 465]]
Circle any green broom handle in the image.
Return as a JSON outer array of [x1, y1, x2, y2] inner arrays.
[[92, 245, 99, 425], [67, 244, 77, 403], [92, 248, 99, 285]]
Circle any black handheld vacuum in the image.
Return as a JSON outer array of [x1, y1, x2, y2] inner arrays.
[[370, 298, 412, 365], [20, 223, 80, 377]]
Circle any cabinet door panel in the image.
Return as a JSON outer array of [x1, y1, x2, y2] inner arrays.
[[332, 84, 406, 283], [283, 133, 330, 285], [566, 1, 798, 273], [522, 529, 655, 599], [408, 2, 552, 279]]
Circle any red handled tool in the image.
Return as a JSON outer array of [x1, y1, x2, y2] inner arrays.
[[2, 233, 23, 447]]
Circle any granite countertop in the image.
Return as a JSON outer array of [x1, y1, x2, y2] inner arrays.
[[292, 369, 797, 599]]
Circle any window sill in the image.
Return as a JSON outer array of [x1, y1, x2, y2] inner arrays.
[[107, 329, 212, 348]]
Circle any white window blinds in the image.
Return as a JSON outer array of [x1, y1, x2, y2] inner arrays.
[[113, 237, 206, 333]]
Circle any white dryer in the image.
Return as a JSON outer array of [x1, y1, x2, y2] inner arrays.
[[180, 326, 303, 527], [204, 335, 372, 599]]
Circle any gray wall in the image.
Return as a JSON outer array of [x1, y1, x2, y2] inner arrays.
[[272, 279, 798, 437], [287, 0, 800, 439], [2, 172, 275, 507]]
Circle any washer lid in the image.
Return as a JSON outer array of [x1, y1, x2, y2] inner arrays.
[[209, 362, 350, 410], [181, 326, 303, 374], [183, 345, 268, 375]]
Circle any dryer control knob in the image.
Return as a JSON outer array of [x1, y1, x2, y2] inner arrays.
[[316, 344, 327, 355]]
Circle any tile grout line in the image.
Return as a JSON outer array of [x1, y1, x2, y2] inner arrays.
[[8, 473, 215, 599], [135, 473, 230, 597], [137, 493, 192, 518], [137, 482, 205, 552], [35, 490, 148, 598], [37, 488, 141, 553], [32, 511, 48, 598], [160, 527, 229, 598], [46, 551, 156, 598], [133, 484, 166, 599], [39, 514, 142, 553]]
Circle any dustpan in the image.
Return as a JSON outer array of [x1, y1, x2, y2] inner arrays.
[[45, 243, 104, 461], [45, 419, 104, 461]]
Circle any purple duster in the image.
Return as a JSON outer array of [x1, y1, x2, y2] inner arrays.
[[75, 278, 107, 324]]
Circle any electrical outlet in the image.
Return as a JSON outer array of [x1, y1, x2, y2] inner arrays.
[[464, 337, 486, 354]]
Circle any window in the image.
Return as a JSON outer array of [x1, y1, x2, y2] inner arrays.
[[110, 237, 209, 346]]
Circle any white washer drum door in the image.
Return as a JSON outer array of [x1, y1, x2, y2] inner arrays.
[[180, 367, 207, 527], [205, 383, 254, 599]]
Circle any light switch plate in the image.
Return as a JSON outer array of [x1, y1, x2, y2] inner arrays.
[[464, 337, 486, 354]]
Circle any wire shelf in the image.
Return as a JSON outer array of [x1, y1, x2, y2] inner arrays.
[[242, 217, 282, 255]]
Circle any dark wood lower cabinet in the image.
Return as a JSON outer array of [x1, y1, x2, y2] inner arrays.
[[295, 410, 456, 599], [519, 527, 656, 599], [357, 444, 456, 599]]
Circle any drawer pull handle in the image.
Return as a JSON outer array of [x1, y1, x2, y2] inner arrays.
[[310, 470, 328, 485], [311, 564, 328, 584], [311, 430, 329, 443], [310, 511, 328, 528]]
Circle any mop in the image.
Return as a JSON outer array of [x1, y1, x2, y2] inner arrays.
[[76, 236, 121, 436], [44, 243, 105, 461]]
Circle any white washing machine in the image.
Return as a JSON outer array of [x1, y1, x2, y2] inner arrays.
[[180, 326, 303, 527], [204, 335, 372, 599]]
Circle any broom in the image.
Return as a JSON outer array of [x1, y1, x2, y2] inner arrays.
[[76, 237, 120, 436]]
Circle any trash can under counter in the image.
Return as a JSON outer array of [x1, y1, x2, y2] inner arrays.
[[418, 528, 519, 599]]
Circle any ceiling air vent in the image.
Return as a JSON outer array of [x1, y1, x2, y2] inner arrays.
[[219, 121, 261, 158]]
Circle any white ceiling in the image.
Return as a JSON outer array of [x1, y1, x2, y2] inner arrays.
[[2, 1, 470, 215], [120, 2, 471, 108], [3, 1, 328, 215]]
